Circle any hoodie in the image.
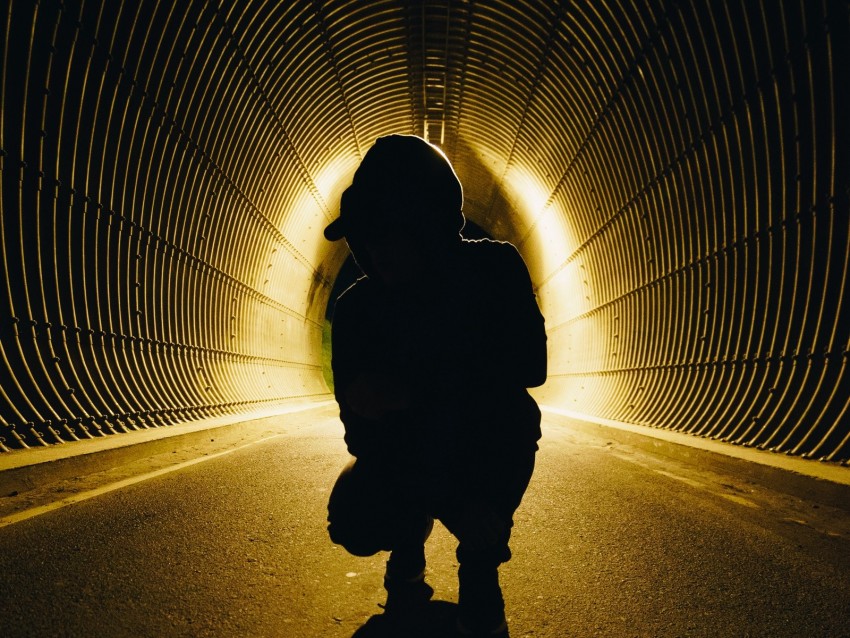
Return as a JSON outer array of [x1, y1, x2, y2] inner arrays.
[[326, 135, 547, 502]]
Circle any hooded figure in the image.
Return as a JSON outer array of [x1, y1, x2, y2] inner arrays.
[[325, 134, 546, 637]]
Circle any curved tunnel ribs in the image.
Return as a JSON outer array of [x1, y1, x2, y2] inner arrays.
[[0, 1, 847, 461]]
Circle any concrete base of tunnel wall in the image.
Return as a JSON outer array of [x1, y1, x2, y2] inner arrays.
[[541, 406, 850, 514], [0, 397, 335, 499], [1, 399, 848, 516]]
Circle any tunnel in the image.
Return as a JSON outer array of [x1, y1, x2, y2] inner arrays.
[[1, 0, 848, 465]]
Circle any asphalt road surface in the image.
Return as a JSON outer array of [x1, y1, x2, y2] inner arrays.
[[1, 403, 848, 637]]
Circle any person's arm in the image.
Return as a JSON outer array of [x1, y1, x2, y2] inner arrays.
[[482, 241, 547, 388], [330, 289, 376, 458], [431, 241, 546, 395], [330, 286, 410, 457]]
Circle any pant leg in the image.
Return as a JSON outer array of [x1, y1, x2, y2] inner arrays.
[[447, 445, 536, 629], [327, 457, 430, 558], [453, 444, 537, 568]]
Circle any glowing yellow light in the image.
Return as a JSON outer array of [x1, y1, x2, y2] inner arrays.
[[500, 167, 577, 301], [497, 165, 605, 403]]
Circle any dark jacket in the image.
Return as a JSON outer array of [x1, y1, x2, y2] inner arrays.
[[331, 237, 546, 477]]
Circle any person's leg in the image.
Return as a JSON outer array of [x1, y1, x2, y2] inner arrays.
[[451, 446, 537, 636], [327, 458, 392, 555], [327, 457, 432, 554], [327, 458, 434, 614], [455, 541, 511, 636], [384, 510, 434, 581], [382, 511, 434, 616]]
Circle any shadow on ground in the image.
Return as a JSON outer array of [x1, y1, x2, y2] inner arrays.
[[352, 600, 511, 637]]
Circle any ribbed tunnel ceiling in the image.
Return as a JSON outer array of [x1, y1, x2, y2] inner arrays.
[[1, 1, 848, 462]]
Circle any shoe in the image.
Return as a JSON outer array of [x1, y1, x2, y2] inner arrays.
[[456, 611, 507, 637], [456, 566, 508, 637]]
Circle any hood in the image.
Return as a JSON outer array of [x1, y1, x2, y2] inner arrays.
[[324, 134, 465, 246]]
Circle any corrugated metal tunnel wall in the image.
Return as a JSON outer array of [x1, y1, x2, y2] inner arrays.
[[1, 1, 848, 462]]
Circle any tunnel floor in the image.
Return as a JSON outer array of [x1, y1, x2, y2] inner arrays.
[[1, 404, 849, 637]]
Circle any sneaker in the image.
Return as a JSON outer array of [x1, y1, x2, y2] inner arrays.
[[456, 566, 508, 637], [456, 610, 507, 637]]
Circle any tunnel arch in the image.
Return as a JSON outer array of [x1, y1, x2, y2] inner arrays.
[[0, 0, 847, 462]]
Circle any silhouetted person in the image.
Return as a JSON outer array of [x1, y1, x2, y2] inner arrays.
[[324, 134, 546, 637]]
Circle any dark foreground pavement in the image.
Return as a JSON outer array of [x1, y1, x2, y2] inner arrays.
[[1, 403, 849, 637]]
